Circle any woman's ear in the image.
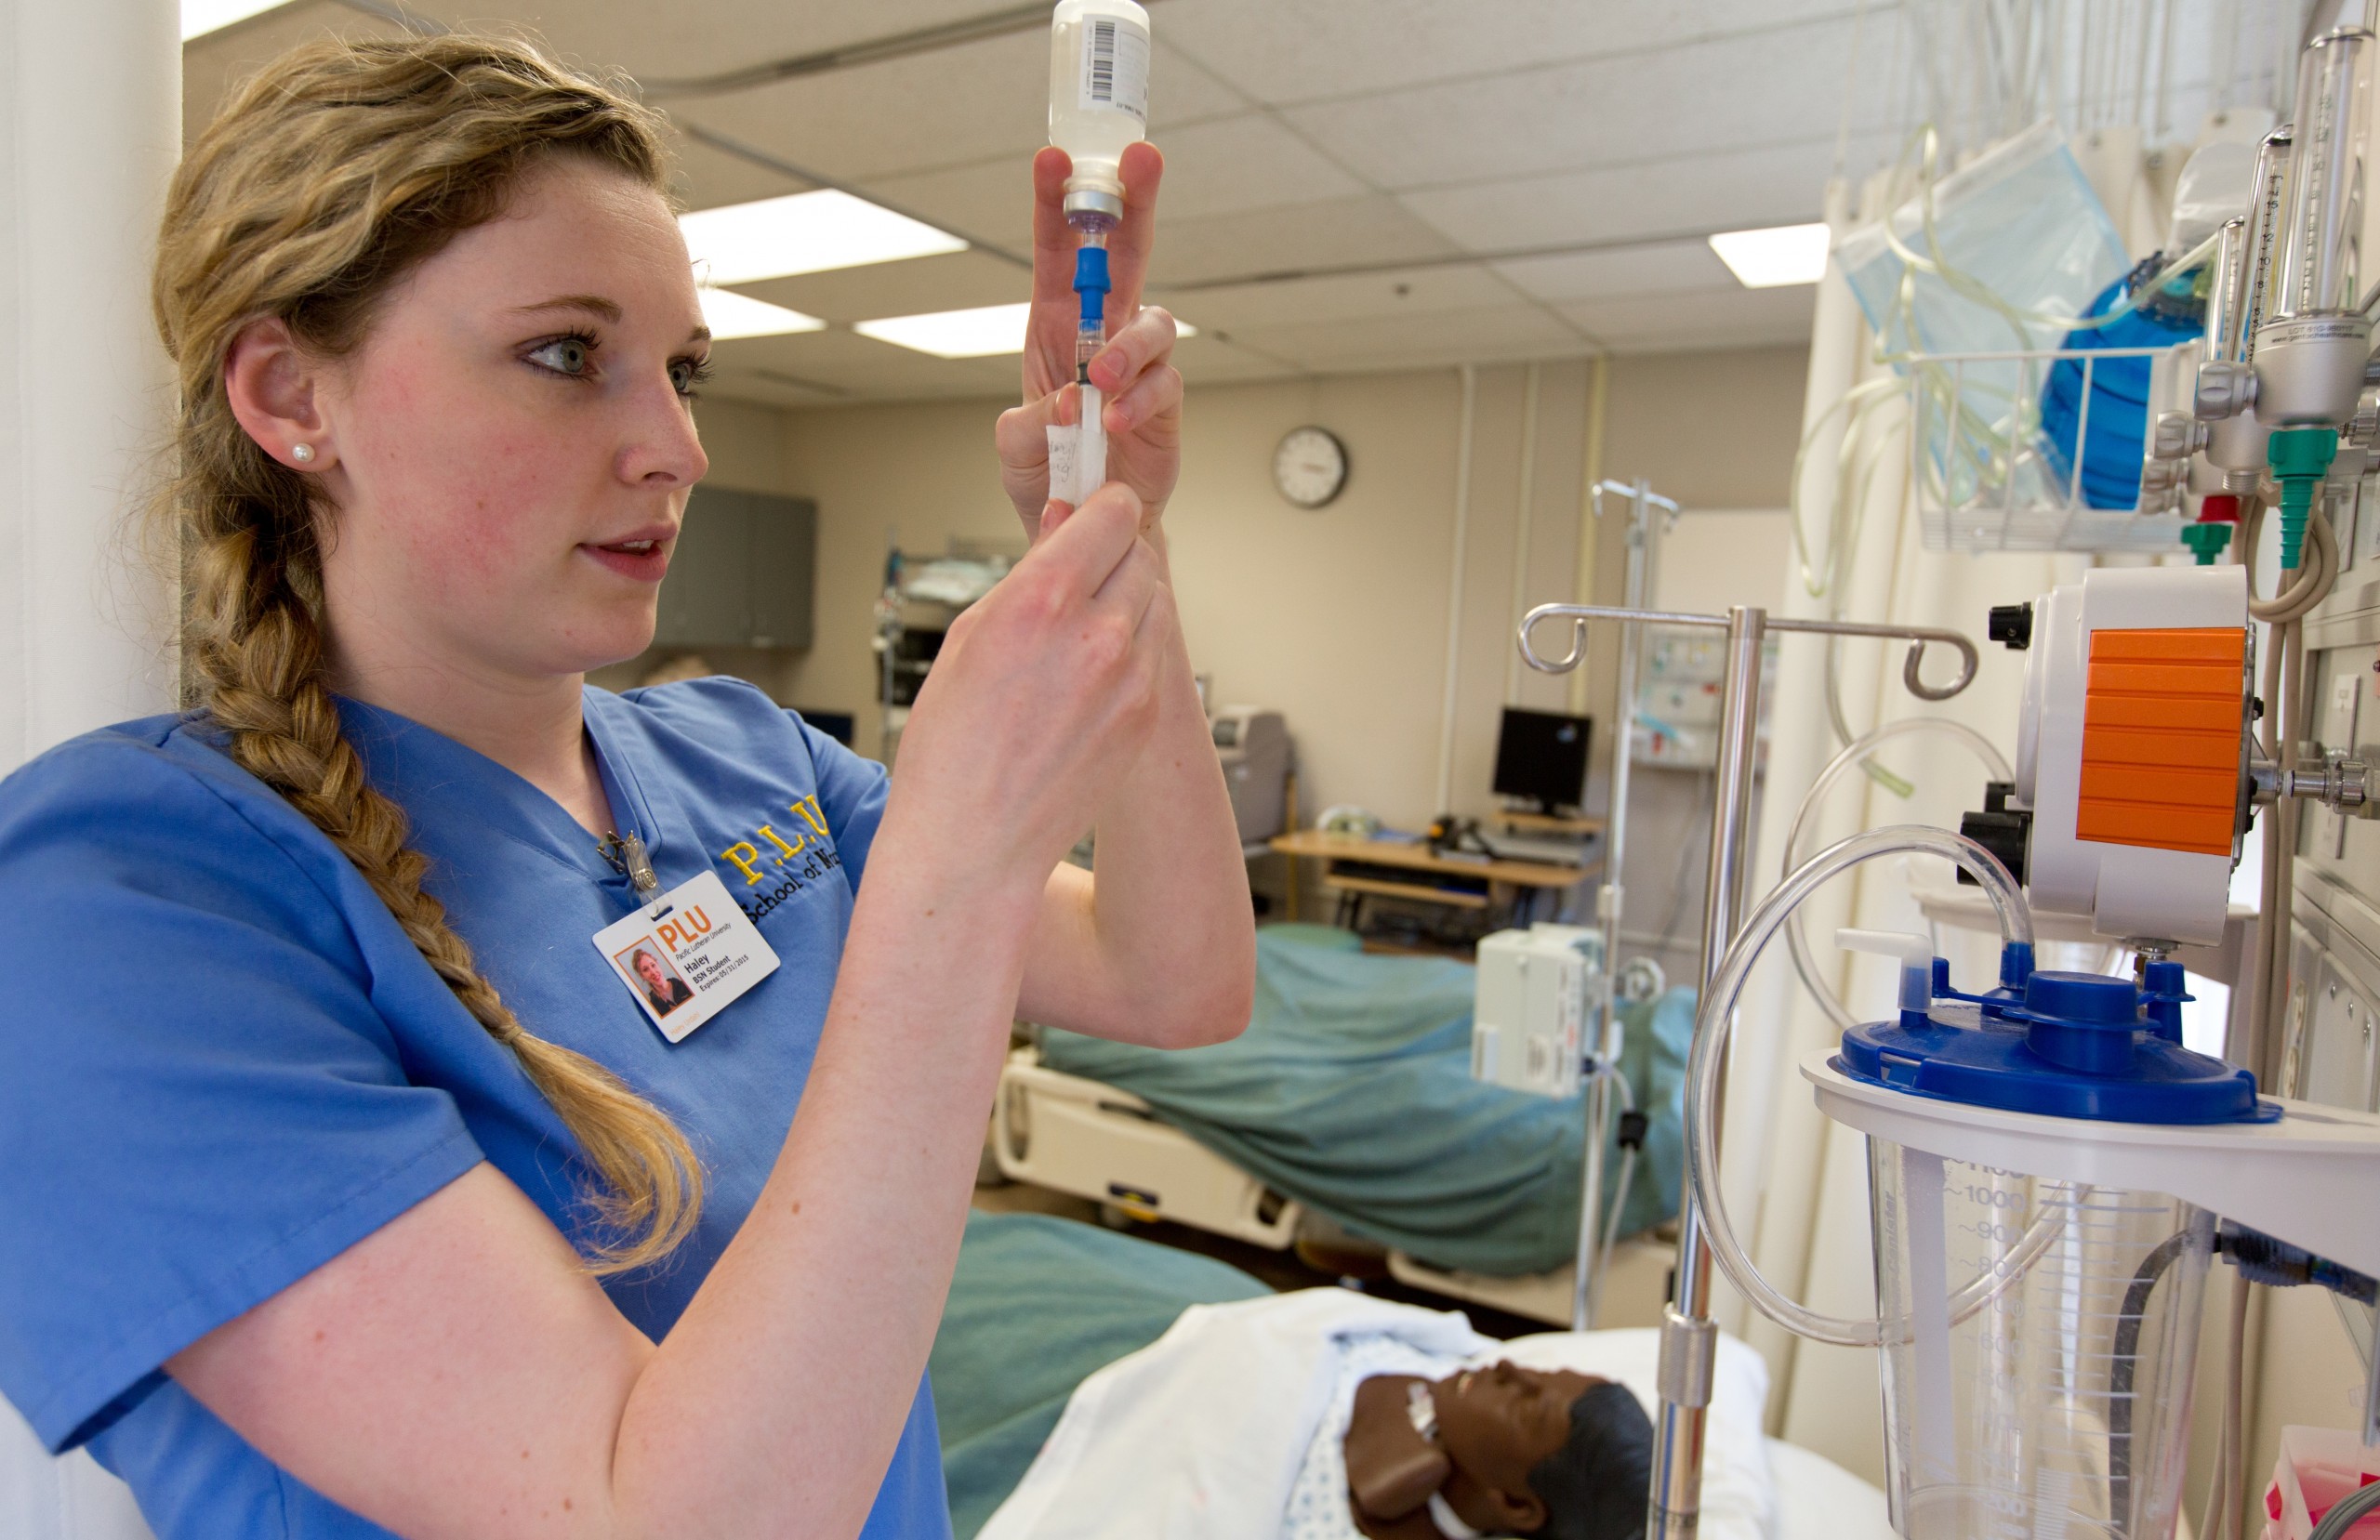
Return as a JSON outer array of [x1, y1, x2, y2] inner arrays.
[[223, 315, 337, 471]]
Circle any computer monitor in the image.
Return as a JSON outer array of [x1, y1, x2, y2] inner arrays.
[[1492, 707, 1592, 815]]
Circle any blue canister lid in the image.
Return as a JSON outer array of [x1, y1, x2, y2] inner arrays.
[[1837, 955, 2273, 1125]]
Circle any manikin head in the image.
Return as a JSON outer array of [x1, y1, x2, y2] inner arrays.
[[1348, 1362, 1653, 1540]]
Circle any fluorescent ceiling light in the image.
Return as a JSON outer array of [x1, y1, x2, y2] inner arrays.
[[1707, 222, 1831, 288], [182, 0, 289, 37], [680, 190, 966, 286], [697, 287, 826, 341], [857, 302, 1033, 359], [855, 301, 1197, 360]]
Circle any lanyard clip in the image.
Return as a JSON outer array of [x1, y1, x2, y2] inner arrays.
[[601, 830, 668, 917]]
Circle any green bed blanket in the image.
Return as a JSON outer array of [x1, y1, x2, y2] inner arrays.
[[1037, 925, 1695, 1277], [930, 1208, 1270, 1537]]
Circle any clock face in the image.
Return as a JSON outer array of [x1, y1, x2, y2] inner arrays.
[[1273, 426, 1348, 508]]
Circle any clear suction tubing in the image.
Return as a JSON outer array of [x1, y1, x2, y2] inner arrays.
[[1045, 0, 1149, 508], [1684, 824, 2039, 1349]]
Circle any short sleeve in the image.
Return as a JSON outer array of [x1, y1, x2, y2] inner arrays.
[[795, 716, 890, 892], [0, 735, 484, 1452]]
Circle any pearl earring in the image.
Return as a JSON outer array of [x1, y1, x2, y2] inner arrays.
[[291, 442, 316, 464]]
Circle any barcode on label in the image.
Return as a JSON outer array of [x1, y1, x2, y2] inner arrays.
[[1086, 18, 1117, 103], [1078, 15, 1149, 121]]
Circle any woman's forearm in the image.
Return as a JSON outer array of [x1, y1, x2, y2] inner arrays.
[[611, 820, 1038, 1537], [1021, 594, 1256, 1047]]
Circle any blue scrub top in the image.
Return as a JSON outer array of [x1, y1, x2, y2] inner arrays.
[[0, 678, 952, 1538]]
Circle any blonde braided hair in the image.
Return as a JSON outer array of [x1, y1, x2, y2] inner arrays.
[[153, 34, 701, 1273]]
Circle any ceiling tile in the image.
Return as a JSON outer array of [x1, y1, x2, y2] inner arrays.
[[855, 156, 1039, 258], [664, 121, 814, 211], [1160, 0, 1871, 106], [734, 248, 1030, 325], [1172, 265, 1514, 333], [1395, 138, 1857, 253], [1492, 239, 1738, 301], [1277, 17, 1892, 191], [1557, 284, 1817, 352], [1144, 112, 1369, 220], [673, 28, 1051, 184], [1152, 192, 1461, 287]]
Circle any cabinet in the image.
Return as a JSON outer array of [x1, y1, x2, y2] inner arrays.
[[652, 485, 815, 649]]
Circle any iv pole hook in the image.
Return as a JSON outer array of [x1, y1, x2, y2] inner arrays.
[[1516, 603, 1980, 702]]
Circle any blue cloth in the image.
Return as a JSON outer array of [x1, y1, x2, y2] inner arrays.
[[0, 678, 950, 1538], [2042, 265, 2204, 509], [1038, 928, 1696, 1276], [930, 1210, 1269, 1537]]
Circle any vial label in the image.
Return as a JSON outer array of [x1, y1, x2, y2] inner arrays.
[[1080, 17, 1149, 122]]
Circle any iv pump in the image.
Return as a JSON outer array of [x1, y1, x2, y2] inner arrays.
[[1046, 0, 1149, 509]]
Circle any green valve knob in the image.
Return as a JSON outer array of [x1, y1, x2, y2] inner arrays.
[[2179, 521, 2233, 565], [2267, 426, 2339, 572]]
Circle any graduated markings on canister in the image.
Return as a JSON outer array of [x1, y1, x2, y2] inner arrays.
[[2076, 626, 2246, 857]]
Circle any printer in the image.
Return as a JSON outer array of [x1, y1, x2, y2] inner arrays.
[[1210, 706, 1291, 845]]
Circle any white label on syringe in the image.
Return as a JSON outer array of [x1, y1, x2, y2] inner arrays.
[[1045, 425, 1080, 507], [1080, 17, 1149, 122]]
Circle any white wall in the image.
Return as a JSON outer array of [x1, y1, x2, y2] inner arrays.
[[0, 0, 178, 1535]]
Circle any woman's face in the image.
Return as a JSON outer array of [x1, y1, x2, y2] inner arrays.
[[634, 952, 668, 993], [309, 154, 711, 684]]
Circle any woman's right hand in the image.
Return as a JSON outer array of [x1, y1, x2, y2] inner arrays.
[[881, 481, 1170, 898]]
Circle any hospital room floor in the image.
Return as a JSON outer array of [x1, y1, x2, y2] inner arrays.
[[968, 1177, 1559, 1340]]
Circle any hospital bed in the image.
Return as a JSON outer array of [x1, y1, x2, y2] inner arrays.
[[930, 1208, 1895, 1540], [989, 924, 1691, 1326]]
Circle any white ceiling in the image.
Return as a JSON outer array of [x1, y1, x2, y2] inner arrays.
[[184, 0, 1924, 406]]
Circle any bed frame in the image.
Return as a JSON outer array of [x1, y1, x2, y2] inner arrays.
[[990, 1046, 1673, 1328]]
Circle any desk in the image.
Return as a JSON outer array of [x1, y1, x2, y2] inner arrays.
[[1268, 831, 1598, 928]]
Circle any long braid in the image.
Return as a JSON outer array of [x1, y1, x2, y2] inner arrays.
[[153, 35, 703, 1273]]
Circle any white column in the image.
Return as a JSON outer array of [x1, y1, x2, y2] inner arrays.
[[1, 0, 178, 1535]]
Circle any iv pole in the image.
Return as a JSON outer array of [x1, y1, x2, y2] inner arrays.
[[1519, 599, 1979, 1540], [1572, 477, 1679, 1331]]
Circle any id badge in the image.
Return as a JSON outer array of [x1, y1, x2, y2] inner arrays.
[[592, 869, 780, 1043]]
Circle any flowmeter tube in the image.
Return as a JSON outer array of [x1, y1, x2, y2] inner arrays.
[[2274, 30, 2372, 324]]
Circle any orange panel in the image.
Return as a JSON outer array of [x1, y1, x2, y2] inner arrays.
[[2076, 625, 2244, 858], [2082, 726, 2242, 770], [2091, 629, 2244, 661], [2084, 694, 2241, 731]]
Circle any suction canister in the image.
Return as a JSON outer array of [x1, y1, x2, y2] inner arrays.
[[1838, 958, 2262, 1540]]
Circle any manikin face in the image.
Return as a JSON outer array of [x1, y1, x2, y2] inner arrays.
[[633, 952, 669, 994], [1435, 1362, 1602, 1525], [306, 154, 712, 682]]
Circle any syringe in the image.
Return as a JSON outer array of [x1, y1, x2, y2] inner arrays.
[[1062, 231, 1111, 508]]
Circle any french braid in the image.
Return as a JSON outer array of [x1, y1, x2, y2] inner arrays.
[[152, 34, 701, 1272]]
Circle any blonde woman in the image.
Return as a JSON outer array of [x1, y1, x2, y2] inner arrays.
[[0, 33, 1250, 1540]]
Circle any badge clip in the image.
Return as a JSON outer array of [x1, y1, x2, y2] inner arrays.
[[600, 830, 673, 919]]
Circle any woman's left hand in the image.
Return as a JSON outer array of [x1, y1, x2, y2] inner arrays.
[[997, 141, 1181, 539]]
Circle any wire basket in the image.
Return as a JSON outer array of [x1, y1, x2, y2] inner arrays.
[[1908, 345, 2191, 554]]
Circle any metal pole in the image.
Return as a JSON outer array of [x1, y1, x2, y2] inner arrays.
[[1647, 604, 1767, 1540], [1574, 478, 1663, 1330]]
